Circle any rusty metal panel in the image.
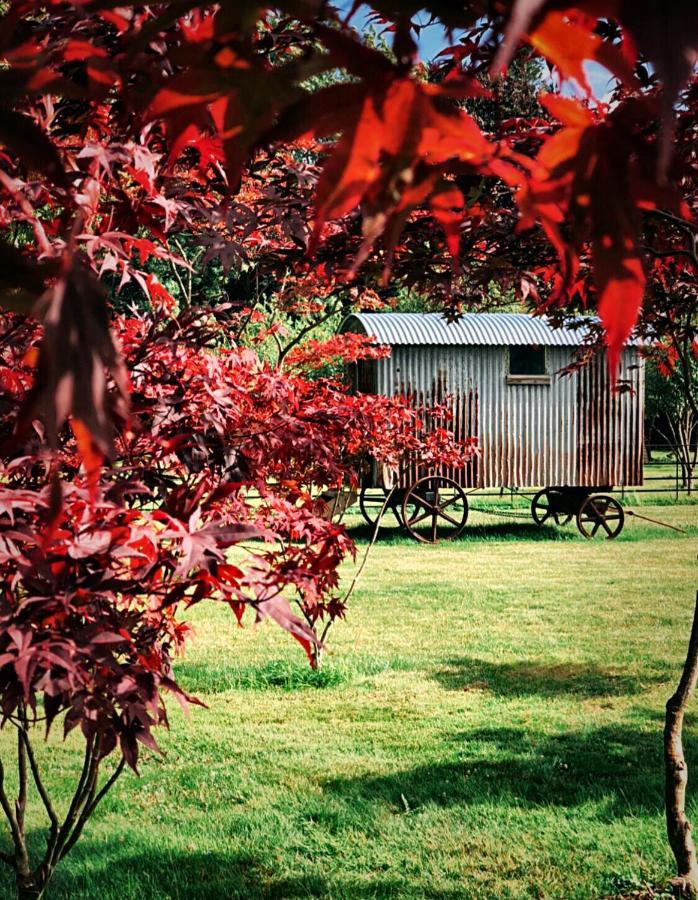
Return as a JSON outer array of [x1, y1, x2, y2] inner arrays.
[[353, 326, 644, 490], [576, 347, 644, 487]]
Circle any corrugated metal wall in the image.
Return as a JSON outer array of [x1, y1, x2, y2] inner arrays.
[[371, 344, 644, 489]]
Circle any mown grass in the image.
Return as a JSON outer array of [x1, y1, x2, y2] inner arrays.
[[0, 502, 695, 899]]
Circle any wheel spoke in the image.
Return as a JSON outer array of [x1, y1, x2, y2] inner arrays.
[[438, 509, 462, 527], [411, 494, 436, 514], [406, 508, 431, 527], [532, 490, 555, 526]]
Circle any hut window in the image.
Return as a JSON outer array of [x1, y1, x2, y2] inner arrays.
[[507, 347, 551, 385]]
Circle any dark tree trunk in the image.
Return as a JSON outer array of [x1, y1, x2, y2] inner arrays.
[[16, 878, 45, 900], [665, 591, 698, 898]]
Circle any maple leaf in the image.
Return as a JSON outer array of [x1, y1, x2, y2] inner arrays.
[[521, 94, 688, 372], [144, 274, 177, 315], [148, 38, 328, 187], [255, 594, 322, 667], [0, 110, 70, 189], [18, 260, 129, 456], [285, 74, 503, 271], [70, 418, 103, 503], [430, 183, 467, 268], [522, 8, 637, 96]]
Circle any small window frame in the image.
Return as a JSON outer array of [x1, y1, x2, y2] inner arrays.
[[506, 345, 551, 386]]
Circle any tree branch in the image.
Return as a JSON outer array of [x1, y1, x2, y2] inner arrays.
[[18, 727, 59, 839], [276, 298, 342, 367], [0, 756, 23, 872], [48, 736, 97, 868]]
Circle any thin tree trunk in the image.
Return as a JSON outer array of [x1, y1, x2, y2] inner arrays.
[[665, 591, 698, 898]]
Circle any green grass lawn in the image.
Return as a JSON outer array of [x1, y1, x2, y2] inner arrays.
[[0, 501, 696, 899]]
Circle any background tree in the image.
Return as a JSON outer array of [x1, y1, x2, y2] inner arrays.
[[646, 360, 697, 493]]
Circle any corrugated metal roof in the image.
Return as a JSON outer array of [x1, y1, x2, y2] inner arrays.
[[341, 312, 603, 347]]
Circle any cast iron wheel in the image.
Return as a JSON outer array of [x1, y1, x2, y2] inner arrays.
[[401, 475, 468, 544], [576, 494, 624, 539], [358, 486, 403, 529], [531, 488, 573, 527]]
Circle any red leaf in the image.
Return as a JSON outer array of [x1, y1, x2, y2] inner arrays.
[[596, 251, 645, 375], [517, 96, 667, 374], [144, 274, 176, 315], [19, 260, 129, 457], [429, 184, 465, 268], [527, 9, 637, 96], [70, 418, 103, 503], [255, 595, 321, 668], [310, 92, 383, 249], [493, 1, 698, 173]]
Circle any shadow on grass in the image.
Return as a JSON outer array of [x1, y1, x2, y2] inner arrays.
[[346, 511, 697, 544], [40, 847, 466, 899], [460, 521, 578, 542], [322, 722, 679, 820], [346, 520, 577, 544], [9, 724, 686, 898], [431, 656, 672, 698], [28, 849, 263, 900]]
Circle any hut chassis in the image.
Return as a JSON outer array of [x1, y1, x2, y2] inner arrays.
[[357, 481, 625, 543]]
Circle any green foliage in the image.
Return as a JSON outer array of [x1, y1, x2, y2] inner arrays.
[[467, 54, 549, 134], [107, 234, 225, 315], [646, 358, 698, 427], [645, 358, 697, 490]]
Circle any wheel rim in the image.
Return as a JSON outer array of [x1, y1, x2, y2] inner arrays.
[[359, 487, 403, 529], [401, 476, 468, 543], [531, 489, 572, 527], [576, 495, 624, 539]]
